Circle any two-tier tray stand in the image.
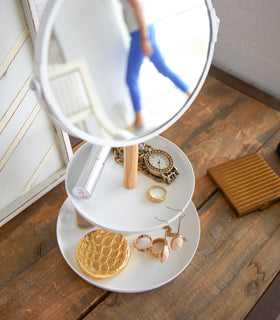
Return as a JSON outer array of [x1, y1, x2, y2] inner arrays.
[[56, 136, 200, 293]]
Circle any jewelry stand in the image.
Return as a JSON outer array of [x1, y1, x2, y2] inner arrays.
[[56, 135, 200, 292], [32, 0, 219, 294]]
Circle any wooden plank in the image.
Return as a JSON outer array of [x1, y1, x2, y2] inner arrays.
[[162, 76, 280, 208], [0, 246, 107, 320], [259, 129, 280, 177], [210, 66, 280, 112], [187, 119, 262, 208], [219, 95, 280, 144], [163, 75, 280, 152], [244, 121, 280, 320], [198, 219, 280, 320], [246, 271, 280, 320], [83, 193, 280, 320], [0, 182, 66, 288]]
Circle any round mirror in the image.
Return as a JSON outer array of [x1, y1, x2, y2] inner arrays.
[[34, 0, 219, 147]]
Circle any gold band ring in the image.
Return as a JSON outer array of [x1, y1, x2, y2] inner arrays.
[[147, 186, 167, 203], [150, 238, 166, 257]]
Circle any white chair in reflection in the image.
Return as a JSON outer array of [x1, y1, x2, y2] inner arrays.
[[48, 58, 120, 139]]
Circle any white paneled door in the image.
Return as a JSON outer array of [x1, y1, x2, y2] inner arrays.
[[0, 0, 72, 226]]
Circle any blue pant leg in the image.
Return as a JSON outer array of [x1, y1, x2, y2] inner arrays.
[[126, 31, 144, 112], [148, 27, 189, 92]]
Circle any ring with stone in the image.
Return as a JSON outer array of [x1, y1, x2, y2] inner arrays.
[[134, 234, 152, 252]]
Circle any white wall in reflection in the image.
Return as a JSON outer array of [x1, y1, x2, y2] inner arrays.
[[48, 0, 210, 137]]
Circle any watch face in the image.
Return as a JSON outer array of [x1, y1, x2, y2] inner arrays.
[[145, 150, 173, 174]]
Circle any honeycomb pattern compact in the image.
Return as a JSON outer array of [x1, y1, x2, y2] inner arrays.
[[207, 153, 280, 216], [76, 229, 130, 279]]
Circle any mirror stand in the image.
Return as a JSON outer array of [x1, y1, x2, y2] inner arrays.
[[33, 0, 219, 292]]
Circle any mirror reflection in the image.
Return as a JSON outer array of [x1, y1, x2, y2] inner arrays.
[[47, 0, 210, 141]]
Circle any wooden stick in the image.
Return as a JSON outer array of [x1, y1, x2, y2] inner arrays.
[[75, 210, 94, 228], [123, 144, 138, 189]]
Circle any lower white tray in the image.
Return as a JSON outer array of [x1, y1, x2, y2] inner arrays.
[[56, 198, 200, 293]]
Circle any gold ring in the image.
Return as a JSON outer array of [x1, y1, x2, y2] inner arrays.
[[147, 186, 167, 203], [150, 238, 169, 258], [134, 234, 152, 252]]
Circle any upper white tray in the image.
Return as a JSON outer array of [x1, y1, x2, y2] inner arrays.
[[57, 198, 200, 293], [65, 136, 195, 234]]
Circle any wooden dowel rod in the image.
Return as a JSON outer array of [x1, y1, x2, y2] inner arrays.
[[123, 144, 138, 189]]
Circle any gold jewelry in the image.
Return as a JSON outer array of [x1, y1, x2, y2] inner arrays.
[[147, 186, 167, 203], [134, 234, 170, 263], [159, 241, 170, 263], [134, 234, 152, 252], [163, 213, 187, 251], [76, 230, 130, 279], [150, 227, 171, 263], [113, 143, 179, 184], [150, 238, 166, 257]]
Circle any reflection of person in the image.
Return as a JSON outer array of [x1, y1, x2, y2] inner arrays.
[[120, 0, 191, 128]]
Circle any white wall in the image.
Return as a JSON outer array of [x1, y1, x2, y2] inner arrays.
[[53, 0, 130, 117], [35, 0, 135, 126], [212, 0, 280, 99]]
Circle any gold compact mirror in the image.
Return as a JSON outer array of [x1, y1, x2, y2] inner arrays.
[[33, 0, 219, 147]]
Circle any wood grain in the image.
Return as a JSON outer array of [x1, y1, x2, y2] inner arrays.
[[0, 246, 106, 320], [84, 194, 280, 320], [162, 76, 280, 209], [210, 66, 280, 112], [123, 145, 139, 189], [0, 182, 66, 288]]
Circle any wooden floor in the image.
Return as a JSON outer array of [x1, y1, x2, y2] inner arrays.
[[1, 74, 280, 320]]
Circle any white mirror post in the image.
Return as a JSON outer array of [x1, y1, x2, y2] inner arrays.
[[32, 0, 219, 292]]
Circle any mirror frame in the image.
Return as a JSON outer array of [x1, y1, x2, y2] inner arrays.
[[33, 0, 219, 147]]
